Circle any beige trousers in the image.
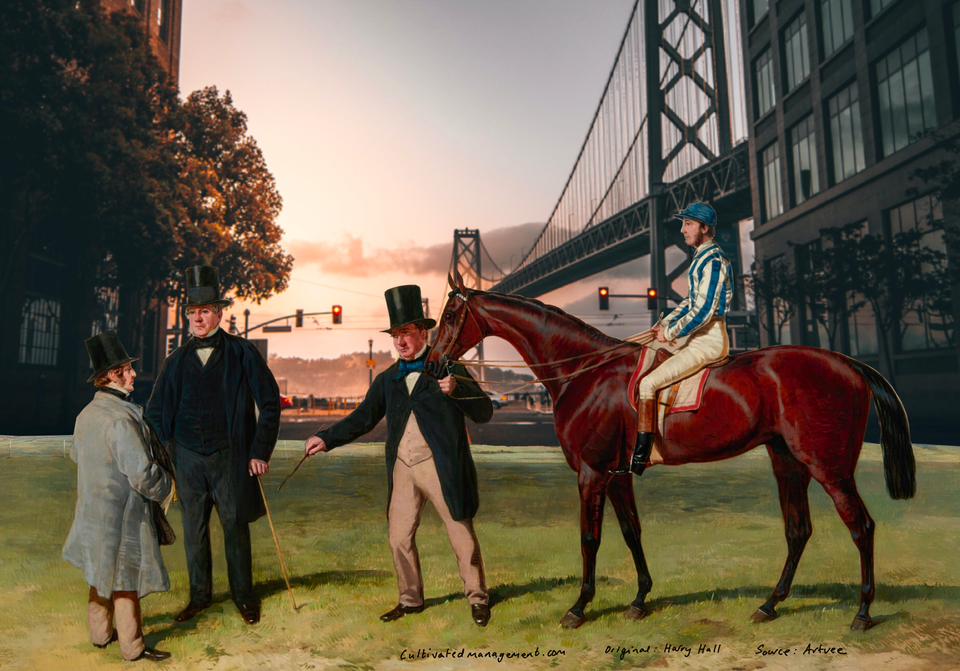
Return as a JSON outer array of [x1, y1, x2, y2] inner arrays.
[[638, 318, 729, 400], [388, 458, 488, 607], [87, 586, 145, 660]]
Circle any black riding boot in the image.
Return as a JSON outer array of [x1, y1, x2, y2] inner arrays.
[[630, 432, 655, 476]]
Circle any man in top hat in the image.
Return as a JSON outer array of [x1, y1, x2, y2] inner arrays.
[[304, 285, 495, 626], [63, 330, 174, 662], [146, 265, 281, 625], [626, 202, 733, 476]]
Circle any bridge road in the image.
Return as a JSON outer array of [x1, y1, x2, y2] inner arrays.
[[278, 406, 561, 447]]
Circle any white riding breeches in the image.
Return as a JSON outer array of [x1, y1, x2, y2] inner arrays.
[[637, 318, 729, 401]]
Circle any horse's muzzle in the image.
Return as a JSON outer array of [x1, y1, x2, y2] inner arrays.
[[425, 355, 449, 380]]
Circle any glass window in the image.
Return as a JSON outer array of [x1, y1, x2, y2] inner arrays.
[[19, 298, 62, 366], [797, 240, 829, 347], [762, 142, 784, 220], [827, 82, 866, 183], [821, 0, 854, 58], [876, 31, 936, 158], [791, 116, 820, 204], [755, 49, 776, 117], [783, 13, 810, 91], [889, 194, 951, 351], [753, 0, 770, 26], [870, 0, 897, 18], [159, 0, 171, 43]]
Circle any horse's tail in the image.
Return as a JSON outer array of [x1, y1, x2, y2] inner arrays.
[[843, 355, 916, 500]]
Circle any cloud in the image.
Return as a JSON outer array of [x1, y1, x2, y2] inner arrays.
[[289, 221, 546, 278], [289, 234, 450, 277]]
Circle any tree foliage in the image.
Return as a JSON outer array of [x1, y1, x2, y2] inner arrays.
[[1, 0, 292, 318]]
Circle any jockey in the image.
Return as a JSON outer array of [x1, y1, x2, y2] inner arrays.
[[629, 202, 733, 476]]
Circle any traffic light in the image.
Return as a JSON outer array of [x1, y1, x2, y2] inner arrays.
[[598, 287, 609, 310], [647, 287, 658, 310], [332, 305, 342, 324], [229, 315, 237, 334], [295, 309, 303, 328]]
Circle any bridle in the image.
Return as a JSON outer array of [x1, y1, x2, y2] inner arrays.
[[436, 289, 473, 374]]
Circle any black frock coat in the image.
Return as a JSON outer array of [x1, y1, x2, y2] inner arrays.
[[145, 330, 281, 524], [317, 349, 493, 521]]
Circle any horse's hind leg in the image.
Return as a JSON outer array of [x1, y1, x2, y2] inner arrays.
[[560, 464, 607, 629], [753, 440, 812, 624], [608, 472, 653, 620], [819, 478, 876, 630]]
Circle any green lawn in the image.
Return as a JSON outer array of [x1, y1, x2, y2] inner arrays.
[[0, 440, 958, 670]]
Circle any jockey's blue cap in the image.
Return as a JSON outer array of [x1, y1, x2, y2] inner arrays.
[[674, 202, 717, 227]]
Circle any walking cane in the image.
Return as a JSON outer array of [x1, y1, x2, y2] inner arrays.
[[257, 475, 299, 612]]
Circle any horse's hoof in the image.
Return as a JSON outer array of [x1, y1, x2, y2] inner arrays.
[[850, 616, 874, 631], [751, 607, 777, 623], [622, 604, 649, 620], [560, 611, 585, 629]]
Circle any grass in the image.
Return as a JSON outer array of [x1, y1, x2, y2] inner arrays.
[[0, 440, 958, 670]]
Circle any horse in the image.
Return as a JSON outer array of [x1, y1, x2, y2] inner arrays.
[[425, 273, 915, 631]]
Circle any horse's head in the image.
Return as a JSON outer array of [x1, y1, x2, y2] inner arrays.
[[425, 271, 487, 379]]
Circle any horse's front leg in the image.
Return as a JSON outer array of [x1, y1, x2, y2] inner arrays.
[[560, 464, 607, 629]]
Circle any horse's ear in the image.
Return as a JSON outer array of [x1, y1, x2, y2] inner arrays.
[[455, 270, 468, 295], [447, 272, 457, 291]]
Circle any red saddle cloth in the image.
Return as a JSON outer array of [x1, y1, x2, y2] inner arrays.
[[626, 347, 711, 416]]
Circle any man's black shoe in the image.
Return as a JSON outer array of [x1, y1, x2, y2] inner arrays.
[[236, 601, 260, 625], [129, 647, 171, 662], [380, 603, 424, 622], [174, 601, 211, 623], [94, 630, 118, 649], [630, 432, 655, 477], [471, 603, 491, 627]]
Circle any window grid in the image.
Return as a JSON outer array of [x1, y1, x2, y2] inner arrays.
[[821, 0, 854, 58], [870, 0, 897, 19], [791, 116, 820, 205], [755, 50, 776, 117], [784, 13, 810, 91], [876, 31, 936, 158], [828, 82, 866, 183], [753, 0, 770, 26], [19, 298, 61, 367], [889, 194, 951, 351], [762, 143, 784, 221]]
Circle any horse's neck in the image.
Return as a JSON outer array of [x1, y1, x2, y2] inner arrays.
[[479, 296, 621, 392]]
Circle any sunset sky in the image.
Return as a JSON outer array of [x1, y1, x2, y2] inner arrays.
[[178, 0, 728, 374]]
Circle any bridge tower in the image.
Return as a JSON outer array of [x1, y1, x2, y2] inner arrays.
[[450, 229, 484, 377], [646, 0, 733, 307]]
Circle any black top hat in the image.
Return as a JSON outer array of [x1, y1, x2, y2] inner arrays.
[[183, 265, 233, 309], [85, 329, 138, 383], [381, 285, 436, 333]]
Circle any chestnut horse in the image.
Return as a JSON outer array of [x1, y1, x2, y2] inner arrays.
[[425, 275, 915, 631]]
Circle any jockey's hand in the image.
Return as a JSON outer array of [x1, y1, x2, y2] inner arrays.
[[439, 375, 457, 395], [305, 435, 328, 456], [654, 324, 668, 343], [249, 459, 269, 477]]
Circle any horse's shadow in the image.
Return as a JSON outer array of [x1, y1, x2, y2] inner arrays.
[[144, 576, 958, 641]]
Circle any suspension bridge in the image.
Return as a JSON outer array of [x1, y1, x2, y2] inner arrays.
[[449, 0, 753, 309]]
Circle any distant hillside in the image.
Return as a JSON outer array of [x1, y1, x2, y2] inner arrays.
[[268, 351, 535, 398]]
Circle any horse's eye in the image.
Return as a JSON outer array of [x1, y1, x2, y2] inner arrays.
[[444, 312, 454, 322]]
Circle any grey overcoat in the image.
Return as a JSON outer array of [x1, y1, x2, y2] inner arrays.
[[62, 390, 173, 598]]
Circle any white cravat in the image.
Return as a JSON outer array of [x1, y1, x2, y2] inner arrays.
[[403, 343, 429, 394], [194, 326, 220, 366]]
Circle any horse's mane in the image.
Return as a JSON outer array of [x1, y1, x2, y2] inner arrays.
[[475, 290, 636, 351]]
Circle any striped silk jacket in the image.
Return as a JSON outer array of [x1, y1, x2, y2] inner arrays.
[[662, 239, 733, 341]]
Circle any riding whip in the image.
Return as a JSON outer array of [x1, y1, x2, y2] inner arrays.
[[257, 476, 299, 612], [278, 423, 327, 492]]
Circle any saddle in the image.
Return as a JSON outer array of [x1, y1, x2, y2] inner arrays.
[[626, 344, 731, 463]]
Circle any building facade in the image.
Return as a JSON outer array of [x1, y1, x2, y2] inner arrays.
[[1, 0, 183, 434], [740, 0, 960, 419]]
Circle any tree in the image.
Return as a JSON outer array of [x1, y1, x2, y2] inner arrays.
[[168, 87, 293, 304], [746, 256, 804, 346]]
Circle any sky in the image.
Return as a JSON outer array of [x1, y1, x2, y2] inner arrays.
[[177, 0, 745, 371]]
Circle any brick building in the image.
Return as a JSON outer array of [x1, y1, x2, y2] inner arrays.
[[740, 0, 960, 420]]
